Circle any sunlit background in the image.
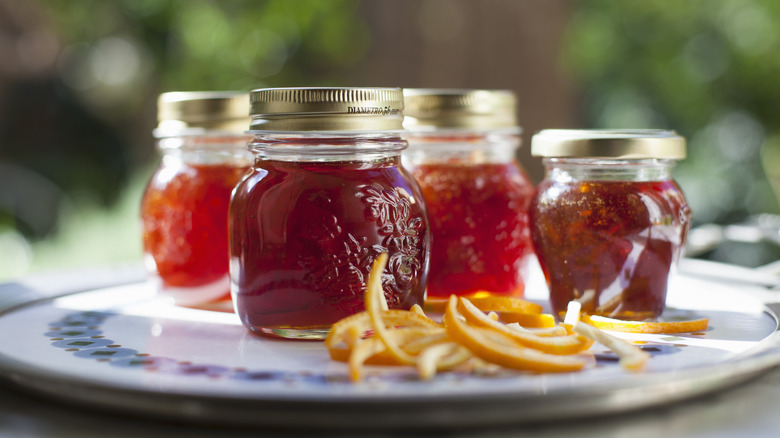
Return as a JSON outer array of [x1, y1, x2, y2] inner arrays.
[[2, 0, 779, 281]]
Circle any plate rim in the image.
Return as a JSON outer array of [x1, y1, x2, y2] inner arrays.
[[2, 272, 780, 428]]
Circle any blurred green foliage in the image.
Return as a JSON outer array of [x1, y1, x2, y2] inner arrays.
[[6, 0, 780, 279], [1, 0, 371, 280], [565, 0, 780, 228], [47, 0, 368, 91]]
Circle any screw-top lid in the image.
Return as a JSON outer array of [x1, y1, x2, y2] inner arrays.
[[402, 89, 519, 132], [155, 91, 250, 137], [531, 129, 686, 159], [249, 87, 404, 131]]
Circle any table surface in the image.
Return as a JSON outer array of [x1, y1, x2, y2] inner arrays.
[[2, 261, 780, 438]]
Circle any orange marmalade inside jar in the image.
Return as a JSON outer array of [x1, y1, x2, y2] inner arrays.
[[403, 89, 534, 298], [141, 92, 251, 310], [530, 130, 692, 321]]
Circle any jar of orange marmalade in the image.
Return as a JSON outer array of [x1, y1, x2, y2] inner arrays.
[[141, 92, 251, 310], [402, 89, 535, 299], [229, 87, 430, 339], [530, 130, 692, 321]]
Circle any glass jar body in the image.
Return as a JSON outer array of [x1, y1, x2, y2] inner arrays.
[[403, 132, 535, 298], [141, 135, 251, 310], [229, 133, 430, 339], [530, 158, 692, 320]]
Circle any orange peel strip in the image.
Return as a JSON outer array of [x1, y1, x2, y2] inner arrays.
[[458, 297, 594, 355], [495, 311, 556, 328], [338, 325, 443, 355], [325, 309, 441, 350], [425, 294, 543, 315], [464, 295, 543, 314], [365, 254, 416, 366], [328, 344, 351, 362], [330, 345, 399, 366], [506, 322, 568, 337], [573, 321, 649, 372], [347, 326, 444, 380], [400, 330, 449, 355], [410, 304, 426, 317], [349, 337, 388, 382], [444, 296, 587, 372], [563, 301, 582, 326], [328, 252, 664, 380], [581, 314, 709, 334], [417, 342, 471, 380]]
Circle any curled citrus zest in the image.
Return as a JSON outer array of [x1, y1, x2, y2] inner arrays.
[[331, 343, 399, 365], [327, 253, 667, 381], [348, 327, 443, 379], [400, 330, 449, 355], [464, 295, 543, 314], [327, 344, 350, 362], [573, 321, 649, 372], [417, 342, 471, 380], [425, 294, 543, 315], [349, 337, 387, 382], [494, 311, 556, 328], [563, 301, 581, 326], [365, 254, 416, 365], [581, 314, 710, 334], [444, 296, 587, 373], [324, 309, 440, 350], [457, 297, 594, 355], [506, 323, 568, 337], [430, 345, 473, 370]]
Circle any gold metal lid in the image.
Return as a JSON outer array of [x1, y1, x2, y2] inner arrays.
[[402, 89, 519, 131], [249, 87, 404, 131], [531, 129, 686, 159], [156, 91, 249, 137]]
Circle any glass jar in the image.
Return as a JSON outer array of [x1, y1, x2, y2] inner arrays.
[[402, 89, 535, 298], [230, 87, 430, 340], [530, 129, 692, 321], [141, 91, 251, 311]]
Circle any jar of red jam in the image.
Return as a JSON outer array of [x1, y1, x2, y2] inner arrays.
[[530, 130, 692, 321], [402, 89, 535, 298], [230, 87, 430, 339], [141, 91, 251, 310]]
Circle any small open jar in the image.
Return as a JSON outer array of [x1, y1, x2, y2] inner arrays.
[[229, 87, 430, 340], [402, 89, 535, 298], [530, 130, 692, 320], [141, 92, 251, 310]]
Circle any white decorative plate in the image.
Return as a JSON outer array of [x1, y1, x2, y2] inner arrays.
[[1, 268, 779, 429]]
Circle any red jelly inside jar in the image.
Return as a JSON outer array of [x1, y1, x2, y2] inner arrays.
[[229, 154, 429, 337], [410, 160, 535, 298], [530, 179, 691, 320], [141, 158, 249, 306]]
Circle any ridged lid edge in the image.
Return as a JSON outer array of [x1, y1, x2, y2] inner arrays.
[[531, 129, 686, 159]]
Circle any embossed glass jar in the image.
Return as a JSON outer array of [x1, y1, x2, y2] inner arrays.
[[229, 87, 430, 339], [402, 89, 535, 299], [141, 91, 251, 311], [530, 130, 692, 321]]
